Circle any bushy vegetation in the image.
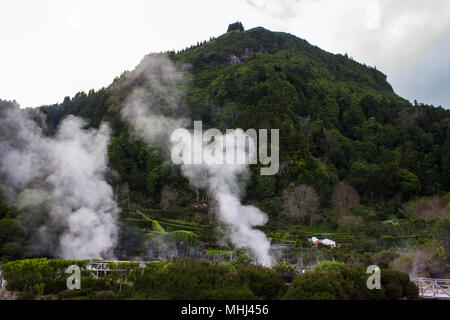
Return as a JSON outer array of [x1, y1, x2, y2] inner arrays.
[[313, 260, 344, 276], [284, 272, 343, 300], [284, 264, 418, 300], [2, 259, 88, 297], [2, 258, 418, 300], [227, 21, 244, 33]]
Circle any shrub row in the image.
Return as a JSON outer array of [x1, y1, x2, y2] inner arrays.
[[2, 258, 418, 300]]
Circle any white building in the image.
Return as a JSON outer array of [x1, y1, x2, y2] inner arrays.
[[310, 236, 337, 248]]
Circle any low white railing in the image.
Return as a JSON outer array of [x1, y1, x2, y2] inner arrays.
[[411, 277, 450, 299]]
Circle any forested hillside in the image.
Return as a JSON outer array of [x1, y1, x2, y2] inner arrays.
[[39, 26, 450, 207]]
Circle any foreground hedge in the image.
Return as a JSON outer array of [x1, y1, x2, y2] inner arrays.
[[285, 264, 418, 300], [130, 260, 286, 299], [1, 258, 418, 300], [2, 258, 88, 295]]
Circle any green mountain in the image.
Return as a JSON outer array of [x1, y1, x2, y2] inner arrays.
[[40, 26, 450, 207]]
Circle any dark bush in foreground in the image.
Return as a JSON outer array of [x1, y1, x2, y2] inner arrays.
[[2, 258, 419, 300], [2, 258, 88, 295], [284, 266, 418, 300], [237, 265, 287, 300], [340, 266, 419, 300], [132, 259, 285, 300], [284, 272, 343, 300], [381, 270, 418, 300]]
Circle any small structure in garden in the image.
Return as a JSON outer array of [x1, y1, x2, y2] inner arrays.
[[309, 236, 337, 248]]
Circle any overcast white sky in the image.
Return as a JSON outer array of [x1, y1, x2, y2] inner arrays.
[[1, 0, 449, 108]]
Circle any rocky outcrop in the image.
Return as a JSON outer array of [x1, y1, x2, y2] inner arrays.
[[229, 48, 254, 65]]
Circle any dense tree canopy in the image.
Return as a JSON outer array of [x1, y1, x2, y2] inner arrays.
[[35, 27, 450, 212], [227, 21, 244, 33]]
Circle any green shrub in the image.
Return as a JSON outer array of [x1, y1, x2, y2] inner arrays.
[[382, 270, 415, 300], [132, 259, 284, 300], [3, 258, 54, 291], [238, 265, 286, 299], [381, 235, 396, 247], [35, 282, 45, 296], [133, 259, 223, 299], [57, 288, 95, 300], [275, 261, 295, 274], [2, 258, 88, 294], [232, 249, 253, 266], [81, 278, 109, 291], [403, 280, 419, 300], [340, 264, 388, 300], [211, 273, 255, 300], [274, 260, 297, 283], [169, 230, 199, 246], [2, 242, 23, 260], [284, 272, 343, 300], [313, 260, 344, 277], [17, 291, 35, 300], [151, 220, 165, 232]]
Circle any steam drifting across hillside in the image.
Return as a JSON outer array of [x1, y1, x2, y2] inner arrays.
[[0, 102, 118, 259], [120, 54, 274, 265]]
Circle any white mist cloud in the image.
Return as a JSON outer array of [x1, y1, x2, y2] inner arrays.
[[0, 102, 118, 259], [120, 54, 190, 145], [179, 130, 274, 266], [45, 116, 119, 259]]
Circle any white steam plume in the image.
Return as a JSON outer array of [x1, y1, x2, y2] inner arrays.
[[120, 55, 274, 266], [0, 102, 118, 259], [120, 54, 189, 144], [179, 130, 274, 266]]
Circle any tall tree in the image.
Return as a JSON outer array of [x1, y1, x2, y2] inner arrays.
[[282, 184, 318, 225], [227, 21, 244, 32], [331, 182, 360, 217]]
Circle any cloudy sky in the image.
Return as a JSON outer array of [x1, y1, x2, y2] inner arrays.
[[1, 0, 449, 108]]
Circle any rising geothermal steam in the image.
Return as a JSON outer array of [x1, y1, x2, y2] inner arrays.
[[0, 101, 118, 259], [178, 130, 274, 266], [120, 54, 189, 144], [120, 55, 274, 266]]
